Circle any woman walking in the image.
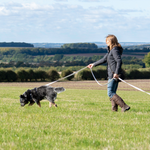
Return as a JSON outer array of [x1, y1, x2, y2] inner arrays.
[[87, 35, 130, 112]]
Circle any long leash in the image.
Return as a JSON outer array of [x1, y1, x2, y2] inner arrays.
[[45, 66, 150, 96], [118, 77, 150, 96], [45, 66, 112, 87], [45, 66, 87, 86], [90, 68, 113, 86], [91, 68, 150, 95]]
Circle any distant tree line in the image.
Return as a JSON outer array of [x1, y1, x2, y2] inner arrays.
[[0, 47, 149, 56], [0, 42, 34, 47], [0, 55, 144, 69], [0, 46, 148, 71], [0, 47, 106, 56], [61, 43, 98, 49], [124, 44, 150, 49], [77, 69, 150, 80], [0, 69, 60, 82], [1, 68, 150, 82]]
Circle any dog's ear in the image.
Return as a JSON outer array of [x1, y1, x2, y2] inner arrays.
[[20, 94, 27, 98], [20, 95, 24, 98], [23, 92, 28, 97]]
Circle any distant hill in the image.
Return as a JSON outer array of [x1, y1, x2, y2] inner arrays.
[[124, 44, 150, 49], [61, 43, 98, 49], [32, 43, 64, 48], [95, 42, 150, 48], [32, 42, 150, 48], [1, 41, 149, 49], [0, 42, 34, 47]]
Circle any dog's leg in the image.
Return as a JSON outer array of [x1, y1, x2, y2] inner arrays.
[[49, 102, 57, 107], [28, 102, 35, 106], [49, 102, 52, 108], [52, 102, 57, 107], [33, 98, 41, 107], [37, 101, 41, 107]]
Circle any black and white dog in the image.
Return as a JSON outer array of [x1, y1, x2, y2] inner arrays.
[[20, 86, 65, 108]]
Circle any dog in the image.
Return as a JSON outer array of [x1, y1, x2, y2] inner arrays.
[[19, 86, 65, 108]]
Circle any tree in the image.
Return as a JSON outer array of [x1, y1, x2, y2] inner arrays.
[[53, 54, 64, 61], [47, 69, 60, 81], [143, 52, 150, 67], [27, 69, 35, 81], [76, 69, 93, 80], [16, 61, 24, 67], [94, 69, 107, 80], [6, 70, 17, 82], [17, 69, 29, 81], [61, 70, 74, 80], [127, 69, 142, 79], [0, 70, 6, 81], [34, 70, 48, 81]]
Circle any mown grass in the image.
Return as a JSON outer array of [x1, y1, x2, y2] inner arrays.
[[0, 85, 150, 150]]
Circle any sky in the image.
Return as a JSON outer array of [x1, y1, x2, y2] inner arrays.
[[0, 0, 150, 43]]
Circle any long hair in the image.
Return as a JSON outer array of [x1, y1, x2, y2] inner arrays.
[[106, 35, 122, 50]]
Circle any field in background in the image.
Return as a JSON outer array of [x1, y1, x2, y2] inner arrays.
[[0, 80, 150, 149], [64, 52, 147, 58]]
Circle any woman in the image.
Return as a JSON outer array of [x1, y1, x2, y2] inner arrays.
[[87, 35, 130, 112]]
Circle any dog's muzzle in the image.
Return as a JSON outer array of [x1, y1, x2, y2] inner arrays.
[[21, 103, 25, 107]]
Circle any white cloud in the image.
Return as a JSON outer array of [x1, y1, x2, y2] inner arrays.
[[79, 0, 104, 2], [0, 2, 149, 42], [54, 0, 68, 2]]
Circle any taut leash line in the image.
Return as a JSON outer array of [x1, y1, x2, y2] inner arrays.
[[118, 78, 150, 96], [45, 66, 150, 96], [45, 66, 87, 86], [91, 68, 150, 95]]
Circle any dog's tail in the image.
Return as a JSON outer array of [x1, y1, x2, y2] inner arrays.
[[54, 87, 65, 94]]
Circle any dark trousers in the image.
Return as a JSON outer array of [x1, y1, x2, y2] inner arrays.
[[107, 79, 118, 98]]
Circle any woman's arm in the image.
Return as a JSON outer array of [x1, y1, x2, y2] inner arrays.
[[87, 53, 108, 69], [93, 53, 108, 67]]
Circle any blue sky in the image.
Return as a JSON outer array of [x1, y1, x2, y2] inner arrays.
[[0, 0, 150, 43]]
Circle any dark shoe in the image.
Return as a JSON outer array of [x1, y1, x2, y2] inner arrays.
[[111, 94, 130, 112], [110, 98, 118, 111], [122, 104, 130, 112]]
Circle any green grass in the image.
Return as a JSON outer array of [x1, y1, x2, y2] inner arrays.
[[0, 86, 150, 150]]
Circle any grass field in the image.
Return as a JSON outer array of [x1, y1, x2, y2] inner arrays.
[[1, 80, 150, 150]]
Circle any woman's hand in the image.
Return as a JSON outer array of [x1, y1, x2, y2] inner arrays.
[[113, 74, 119, 79], [87, 64, 94, 69]]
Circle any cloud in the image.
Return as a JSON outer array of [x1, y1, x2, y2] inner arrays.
[[79, 0, 104, 2], [54, 0, 68, 1], [0, 2, 149, 42]]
